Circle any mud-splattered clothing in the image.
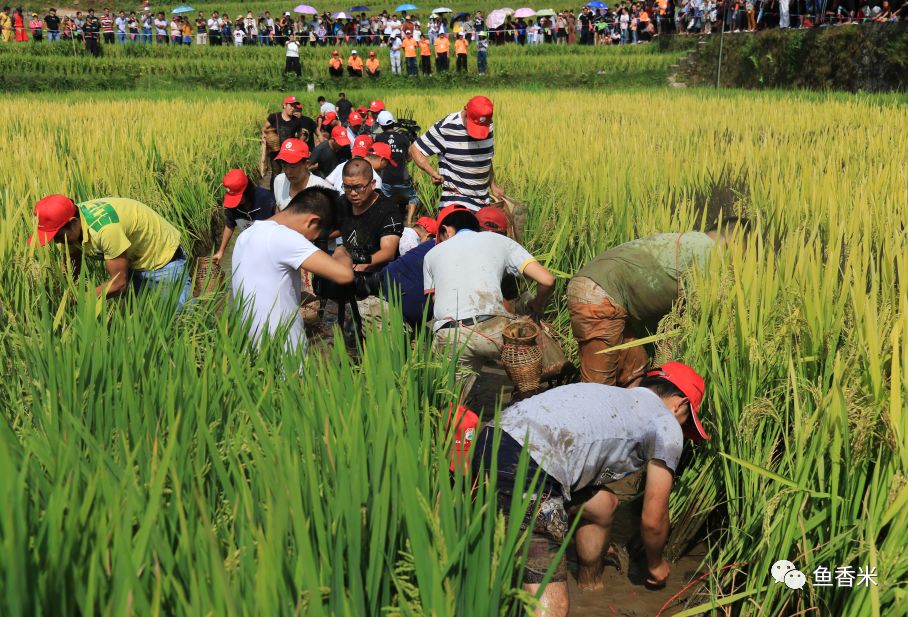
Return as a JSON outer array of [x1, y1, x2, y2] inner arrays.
[[574, 232, 715, 330], [494, 383, 683, 500]]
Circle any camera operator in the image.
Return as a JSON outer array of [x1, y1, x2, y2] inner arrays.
[[330, 158, 403, 331]]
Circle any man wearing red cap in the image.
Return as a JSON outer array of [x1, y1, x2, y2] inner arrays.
[[30, 194, 192, 310], [213, 169, 277, 265], [568, 229, 733, 387], [366, 99, 385, 132], [328, 49, 343, 77], [309, 124, 351, 178], [424, 205, 554, 398], [399, 215, 438, 256], [410, 96, 505, 213], [366, 51, 381, 79], [262, 95, 316, 181], [471, 362, 709, 616], [475, 206, 509, 235], [272, 139, 333, 212]]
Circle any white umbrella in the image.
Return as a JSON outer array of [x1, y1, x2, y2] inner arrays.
[[432, 7, 453, 13], [535, 8, 556, 16], [514, 7, 536, 17], [486, 9, 507, 28], [333, 11, 352, 18], [498, 7, 515, 14]]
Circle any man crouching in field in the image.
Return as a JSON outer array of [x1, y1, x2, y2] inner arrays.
[[471, 362, 709, 616], [31, 194, 192, 311]]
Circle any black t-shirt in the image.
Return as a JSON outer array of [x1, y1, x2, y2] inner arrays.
[[196, 18, 206, 33], [375, 129, 411, 184], [267, 112, 312, 147], [336, 98, 354, 124], [338, 194, 404, 259], [309, 141, 339, 178], [45, 14, 60, 30], [579, 14, 591, 28], [224, 187, 276, 229]]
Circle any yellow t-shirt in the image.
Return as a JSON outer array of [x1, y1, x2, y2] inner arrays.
[[79, 198, 181, 271]]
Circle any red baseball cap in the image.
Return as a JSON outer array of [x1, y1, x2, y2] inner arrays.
[[351, 134, 373, 157], [369, 142, 398, 166], [331, 125, 351, 146], [464, 96, 494, 140], [646, 362, 709, 441], [282, 95, 300, 106], [222, 169, 249, 208], [415, 216, 438, 236], [476, 206, 508, 234], [323, 111, 338, 125], [332, 49, 339, 55], [357, 106, 368, 114], [30, 194, 77, 246], [436, 204, 475, 230], [369, 99, 385, 113], [348, 111, 364, 127], [274, 138, 310, 164], [369, 50, 375, 57]]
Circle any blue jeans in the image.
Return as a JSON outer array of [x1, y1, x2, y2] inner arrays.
[[405, 56, 418, 76], [48, 30, 59, 42], [117, 32, 126, 43], [132, 258, 192, 312], [141, 27, 152, 42], [381, 181, 419, 207], [477, 50, 487, 73]]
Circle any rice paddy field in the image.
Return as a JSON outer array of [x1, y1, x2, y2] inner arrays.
[[1, 86, 907, 616]]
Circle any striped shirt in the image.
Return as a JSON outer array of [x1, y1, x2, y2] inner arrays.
[[413, 112, 494, 211]]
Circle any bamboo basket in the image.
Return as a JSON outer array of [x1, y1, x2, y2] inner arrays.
[[263, 127, 281, 152], [500, 320, 543, 396], [193, 256, 224, 297]]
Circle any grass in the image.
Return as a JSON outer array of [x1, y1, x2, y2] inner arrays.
[[1, 86, 907, 615]]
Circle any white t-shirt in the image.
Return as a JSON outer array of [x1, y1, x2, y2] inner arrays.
[[231, 220, 320, 352], [273, 172, 334, 211], [320, 102, 337, 115], [286, 41, 299, 57], [234, 29, 245, 44], [325, 163, 383, 195], [398, 227, 420, 256], [207, 17, 219, 31], [423, 229, 534, 330]]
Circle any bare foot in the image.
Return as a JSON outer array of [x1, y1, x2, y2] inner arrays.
[[576, 567, 605, 591]]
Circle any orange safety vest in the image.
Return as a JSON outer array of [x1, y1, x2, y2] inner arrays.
[[419, 39, 431, 56], [402, 37, 418, 58], [454, 39, 467, 55], [658, 0, 668, 15], [434, 37, 449, 53], [329, 57, 342, 69], [366, 58, 380, 72], [348, 56, 363, 70]]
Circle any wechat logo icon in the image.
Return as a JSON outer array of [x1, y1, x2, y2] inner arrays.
[[771, 560, 807, 590]]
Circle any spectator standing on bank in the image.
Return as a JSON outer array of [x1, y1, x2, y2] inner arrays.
[[84, 10, 101, 54], [44, 8, 60, 42], [100, 7, 114, 44], [0, 7, 12, 42], [454, 32, 468, 72], [195, 11, 207, 44], [114, 10, 126, 43], [389, 29, 403, 74], [477, 32, 489, 73], [419, 34, 432, 75], [28, 12, 41, 42], [434, 31, 449, 71], [403, 31, 419, 76], [13, 7, 26, 41], [285, 35, 301, 76]]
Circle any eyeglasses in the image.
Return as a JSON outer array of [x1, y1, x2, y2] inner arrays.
[[342, 182, 372, 194]]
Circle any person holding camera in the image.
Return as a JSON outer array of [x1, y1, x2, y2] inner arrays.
[[331, 158, 404, 331]]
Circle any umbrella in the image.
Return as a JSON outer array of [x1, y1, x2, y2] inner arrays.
[[514, 7, 536, 17], [294, 5, 318, 14], [395, 4, 418, 11], [535, 8, 556, 16], [451, 11, 469, 20], [486, 9, 507, 28], [585, 1, 606, 8], [350, 5, 370, 11], [498, 7, 515, 14], [432, 6, 453, 12], [171, 5, 194, 14], [333, 11, 352, 18]]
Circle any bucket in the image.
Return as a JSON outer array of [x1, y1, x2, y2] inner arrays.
[[193, 256, 224, 297], [500, 320, 543, 396]]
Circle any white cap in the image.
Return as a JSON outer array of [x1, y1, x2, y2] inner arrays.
[[351, 49, 357, 54], [376, 110, 395, 127], [284, 11, 290, 15]]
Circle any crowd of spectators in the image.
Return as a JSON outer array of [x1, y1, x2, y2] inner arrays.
[[1, 1, 905, 51]]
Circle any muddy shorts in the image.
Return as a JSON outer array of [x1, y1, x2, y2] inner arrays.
[[472, 427, 569, 584]]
